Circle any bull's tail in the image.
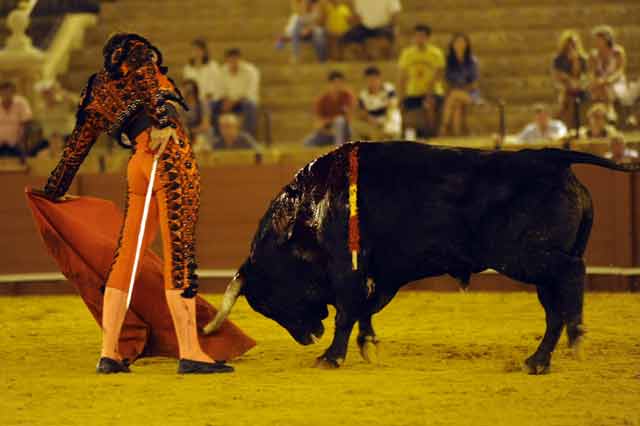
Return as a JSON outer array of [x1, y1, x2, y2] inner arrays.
[[538, 148, 640, 172]]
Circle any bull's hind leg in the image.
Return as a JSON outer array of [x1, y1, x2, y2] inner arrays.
[[526, 286, 564, 374], [517, 253, 586, 374]]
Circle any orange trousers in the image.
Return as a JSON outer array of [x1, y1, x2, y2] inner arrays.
[[106, 126, 200, 296]]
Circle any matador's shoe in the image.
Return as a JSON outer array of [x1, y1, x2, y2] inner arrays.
[[96, 357, 131, 374], [177, 359, 234, 374]]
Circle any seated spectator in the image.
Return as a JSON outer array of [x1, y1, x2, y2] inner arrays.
[[604, 132, 638, 163], [398, 24, 445, 138], [352, 66, 401, 140], [211, 48, 260, 137], [517, 103, 567, 144], [0, 81, 32, 157], [552, 30, 589, 128], [276, 0, 327, 63], [180, 80, 214, 154], [588, 26, 630, 121], [304, 70, 355, 147], [342, 0, 401, 59], [321, 0, 352, 60], [183, 38, 221, 103], [579, 103, 617, 139], [439, 33, 479, 136], [212, 114, 258, 150], [34, 79, 76, 139]]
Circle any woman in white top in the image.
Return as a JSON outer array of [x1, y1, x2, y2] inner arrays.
[[588, 26, 635, 120], [183, 38, 220, 104]]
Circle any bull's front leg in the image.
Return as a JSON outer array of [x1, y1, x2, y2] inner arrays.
[[315, 306, 357, 368], [357, 315, 380, 363]]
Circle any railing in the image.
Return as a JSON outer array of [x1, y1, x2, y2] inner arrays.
[[41, 12, 96, 80]]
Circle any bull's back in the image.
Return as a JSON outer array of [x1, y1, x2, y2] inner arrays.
[[355, 142, 587, 282]]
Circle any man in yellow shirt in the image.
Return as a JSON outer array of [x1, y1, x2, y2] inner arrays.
[[398, 24, 445, 138], [322, 0, 352, 59]]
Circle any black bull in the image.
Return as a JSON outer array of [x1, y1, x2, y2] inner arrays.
[[204, 141, 639, 373]]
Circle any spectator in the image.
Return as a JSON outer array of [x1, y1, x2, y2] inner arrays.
[[34, 79, 76, 139], [211, 48, 260, 137], [303, 70, 356, 147], [517, 103, 567, 144], [321, 0, 352, 60], [183, 38, 221, 103], [604, 132, 638, 163], [342, 0, 402, 59], [552, 30, 589, 128], [212, 114, 258, 150], [398, 24, 445, 138], [277, 0, 327, 63], [352, 66, 401, 140], [588, 25, 629, 121], [0, 81, 32, 157], [579, 103, 617, 139], [180, 80, 214, 154], [439, 33, 479, 136]]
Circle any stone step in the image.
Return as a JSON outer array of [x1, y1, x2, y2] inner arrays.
[[97, 0, 640, 37]]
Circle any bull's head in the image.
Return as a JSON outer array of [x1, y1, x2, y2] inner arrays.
[[204, 258, 329, 345]]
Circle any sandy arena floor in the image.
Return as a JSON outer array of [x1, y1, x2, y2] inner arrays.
[[1, 291, 639, 426]]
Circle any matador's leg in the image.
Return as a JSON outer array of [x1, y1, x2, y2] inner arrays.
[[154, 128, 233, 374], [99, 148, 159, 371]]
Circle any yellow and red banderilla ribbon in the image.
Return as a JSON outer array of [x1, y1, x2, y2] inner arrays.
[[348, 145, 360, 271]]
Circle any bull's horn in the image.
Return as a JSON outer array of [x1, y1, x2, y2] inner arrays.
[[203, 275, 244, 334]]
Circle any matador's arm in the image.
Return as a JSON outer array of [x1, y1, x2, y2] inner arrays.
[[134, 63, 188, 130], [43, 109, 105, 199]]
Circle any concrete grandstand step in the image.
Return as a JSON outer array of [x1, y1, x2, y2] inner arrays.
[[398, 4, 640, 32], [401, 0, 639, 9]]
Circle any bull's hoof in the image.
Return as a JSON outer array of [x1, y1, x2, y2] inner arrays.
[[525, 355, 551, 375], [314, 356, 342, 369], [358, 336, 380, 364]]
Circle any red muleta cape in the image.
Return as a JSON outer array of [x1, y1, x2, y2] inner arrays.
[[25, 188, 255, 362]]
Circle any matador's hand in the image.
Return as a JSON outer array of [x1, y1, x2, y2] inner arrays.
[[30, 188, 79, 202], [149, 126, 177, 158]]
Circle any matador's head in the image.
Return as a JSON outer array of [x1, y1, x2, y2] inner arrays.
[[102, 33, 167, 79]]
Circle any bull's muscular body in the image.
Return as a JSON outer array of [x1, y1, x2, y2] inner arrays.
[[209, 142, 637, 374]]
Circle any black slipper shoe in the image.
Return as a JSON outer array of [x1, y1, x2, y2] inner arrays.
[[96, 357, 131, 374], [178, 359, 234, 374]]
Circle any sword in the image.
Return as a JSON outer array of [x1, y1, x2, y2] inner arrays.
[[126, 155, 159, 309]]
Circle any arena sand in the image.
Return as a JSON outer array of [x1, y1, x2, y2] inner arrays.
[[1, 291, 639, 426]]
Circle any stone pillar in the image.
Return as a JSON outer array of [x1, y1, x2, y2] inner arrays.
[[0, 1, 44, 101]]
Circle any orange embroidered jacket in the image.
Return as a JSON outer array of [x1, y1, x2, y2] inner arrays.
[[44, 34, 187, 199]]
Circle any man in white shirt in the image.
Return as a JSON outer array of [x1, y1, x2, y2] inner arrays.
[[342, 0, 402, 58], [0, 81, 32, 157], [517, 103, 567, 144], [211, 48, 261, 137], [352, 66, 401, 140]]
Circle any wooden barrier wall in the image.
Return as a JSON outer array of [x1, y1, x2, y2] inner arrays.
[[1, 162, 639, 290]]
